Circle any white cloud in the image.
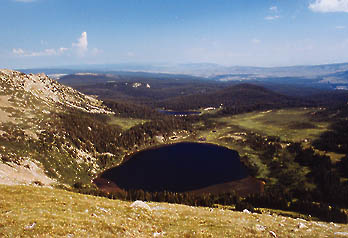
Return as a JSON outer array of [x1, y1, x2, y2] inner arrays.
[[265, 15, 280, 20], [270, 6, 278, 12], [72, 32, 88, 56], [127, 51, 135, 57], [12, 48, 25, 55], [309, 0, 348, 13], [251, 39, 261, 44], [12, 32, 95, 58], [265, 5, 280, 21], [13, 0, 37, 2], [29, 48, 56, 57], [43, 48, 57, 56], [91, 48, 102, 55], [12, 48, 64, 57], [336, 25, 346, 29], [59, 47, 68, 53]]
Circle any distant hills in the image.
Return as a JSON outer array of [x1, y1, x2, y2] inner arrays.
[[158, 83, 309, 112], [18, 62, 348, 78], [17, 62, 348, 92]]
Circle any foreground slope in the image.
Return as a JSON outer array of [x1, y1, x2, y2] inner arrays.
[[1, 184, 348, 238]]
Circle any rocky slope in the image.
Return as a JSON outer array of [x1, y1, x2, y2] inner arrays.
[[0, 69, 114, 186], [0, 69, 112, 113]]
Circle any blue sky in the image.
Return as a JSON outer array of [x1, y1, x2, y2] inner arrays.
[[1, 0, 348, 68]]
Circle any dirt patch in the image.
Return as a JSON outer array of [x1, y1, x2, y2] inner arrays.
[[0, 160, 55, 186], [0, 96, 12, 123], [0, 95, 12, 107], [93, 177, 124, 193], [0, 109, 10, 123], [24, 129, 39, 140]]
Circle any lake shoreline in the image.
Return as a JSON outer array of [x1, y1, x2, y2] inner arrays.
[[94, 142, 264, 195]]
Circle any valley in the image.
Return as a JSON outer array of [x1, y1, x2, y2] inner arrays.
[[1, 69, 348, 236], [4, 0, 348, 236]]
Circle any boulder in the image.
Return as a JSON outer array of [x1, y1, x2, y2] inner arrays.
[[130, 200, 151, 211]]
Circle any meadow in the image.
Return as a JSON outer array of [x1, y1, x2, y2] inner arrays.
[[1, 184, 347, 238], [216, 108, 328, 142]]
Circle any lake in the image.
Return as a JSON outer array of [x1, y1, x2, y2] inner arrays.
[[97, 142, 249, 193]]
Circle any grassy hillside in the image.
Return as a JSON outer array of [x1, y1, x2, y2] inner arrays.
[[1, 184, 348, 238], [216, 108, 329, 142]]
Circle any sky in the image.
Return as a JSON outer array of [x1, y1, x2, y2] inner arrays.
[[1, 0, 348, 68]]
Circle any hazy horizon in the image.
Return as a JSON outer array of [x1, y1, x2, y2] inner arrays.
[[2, 0, 348, 69], [9, 61, 348, 71]]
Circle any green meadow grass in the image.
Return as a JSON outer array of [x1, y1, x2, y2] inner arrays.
[[107, 116, 148, 130], [217, 108, 329, 142]]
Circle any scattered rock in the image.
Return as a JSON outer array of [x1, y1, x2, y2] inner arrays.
[[312, 222, 328, 228], [269, 231, 277, 237], [25, 222, 36, 230], [335, 232, 348, 237], [130, 200, 152, 211], [243, 209, 251, 214], [153, 231, 165, 237], [298, 222, 307, 229], [255, 224, 266, 231], [97, 206, 109, 213], [331, 222, 340, 227], [152, 206, 166, 211]]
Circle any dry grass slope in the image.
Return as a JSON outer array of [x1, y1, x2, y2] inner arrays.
[[1, 185, 348, 237]]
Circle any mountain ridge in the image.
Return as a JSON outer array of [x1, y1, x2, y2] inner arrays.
[[0, 69, 112, 114], [0, 69, 116, 186]]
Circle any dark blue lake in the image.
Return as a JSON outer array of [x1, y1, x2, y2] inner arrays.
[[99, 142, 248, 192]]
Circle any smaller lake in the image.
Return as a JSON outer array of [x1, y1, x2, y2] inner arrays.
[[158, 109, 201, 116], [98, 142, 248, 193]]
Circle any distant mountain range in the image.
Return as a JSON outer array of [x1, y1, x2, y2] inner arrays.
[[15, 62, 348, 91], [17, 62, 348, 77]]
